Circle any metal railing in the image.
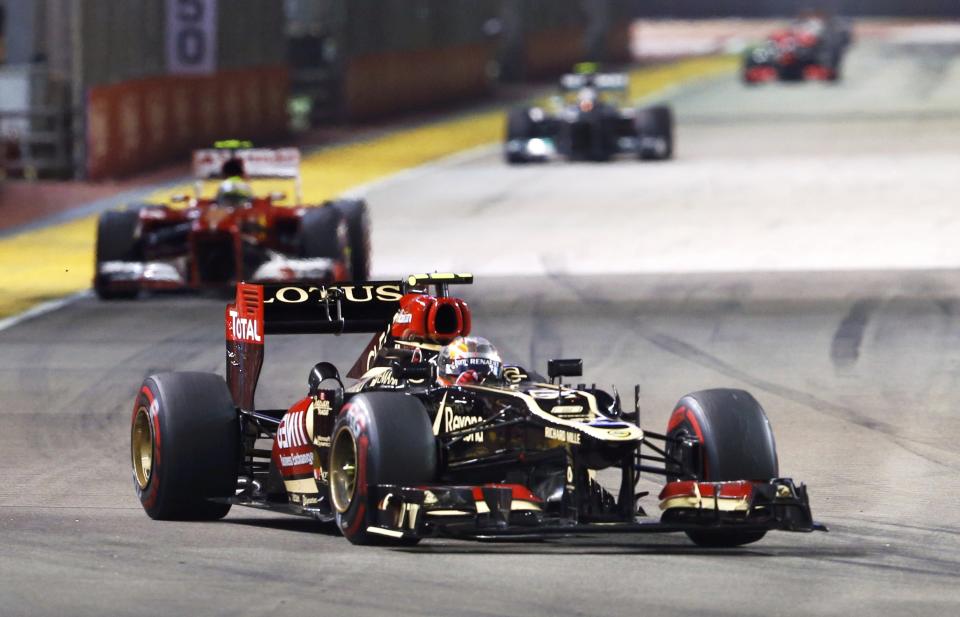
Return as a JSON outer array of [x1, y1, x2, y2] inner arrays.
[[0, 106, 78, 180]]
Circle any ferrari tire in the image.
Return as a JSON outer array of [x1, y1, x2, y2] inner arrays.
[[94, 208, 142, 299], [131, 372, 239, 520], [636, 105, 674, 160], [666, 388, 778, 547], [330, 198, 371, 280], [329, 392, 436, 545], [300, 206, 348, 261]]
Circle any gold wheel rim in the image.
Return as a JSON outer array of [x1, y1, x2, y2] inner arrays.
[[131, 406, 154, 490], [330, 427, 358, 513]]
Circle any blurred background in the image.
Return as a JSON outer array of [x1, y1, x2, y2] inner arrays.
[[0, 0, 955, 181]]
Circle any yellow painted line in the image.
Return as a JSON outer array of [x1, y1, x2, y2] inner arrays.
[[0, 55, 736, 320]]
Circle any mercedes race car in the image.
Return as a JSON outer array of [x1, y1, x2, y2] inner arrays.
[[94, 142, 370, 299], [505, 66, 673, 164], [130, 273, 824, 546], [743, 16, 852, 84]]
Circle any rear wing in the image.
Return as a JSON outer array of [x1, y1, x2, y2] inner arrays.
[[225, 274, 474, 410], [559, 72, 628, 92], [191, 147, 303, 201]]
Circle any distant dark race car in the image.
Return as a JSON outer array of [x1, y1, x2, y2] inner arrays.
[[129, 273, 825, 546], [93, 142, 371, 299], [743, 16, 853, 84], [505, 66, 674, 164]]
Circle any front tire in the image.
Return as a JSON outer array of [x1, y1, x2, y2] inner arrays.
[[666, 388, 778, 547], [329, 392, 436, 545], [505, 107, 535, 164], [131, 372, 239, 520], [636, 105, 674, 160], [94, 208, 142, 299]]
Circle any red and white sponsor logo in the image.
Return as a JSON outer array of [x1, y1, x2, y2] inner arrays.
[[192, 148, 300, 179], [228, 309, 262, 343], [276, 410, 309, 450]]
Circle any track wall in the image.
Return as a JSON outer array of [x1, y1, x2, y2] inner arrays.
[[637, 0, 960, 18]]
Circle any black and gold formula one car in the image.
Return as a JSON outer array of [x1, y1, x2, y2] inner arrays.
[[129, 274, 824, 546]]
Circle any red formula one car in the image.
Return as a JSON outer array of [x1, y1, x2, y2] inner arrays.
[[743, 16, 852, 84], [129, 274, 825, 546], [94, 144, 370, 299]]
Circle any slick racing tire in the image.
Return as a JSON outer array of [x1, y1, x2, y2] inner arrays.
[[94, 208, 142, 300], [635, 105, 674, 161], [331, 198, 371, 280], [300, 206, 348, 262], [131, 372, 239, 520], [665, 388, 778, 547], [329, 392, 437, 545], [505, 107, 535, 164]]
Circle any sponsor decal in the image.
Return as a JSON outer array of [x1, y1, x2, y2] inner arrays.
[[545, 426, 581, 445], [228, 308, 262, 343], [369, 369, 401, 388], [276, 410, 309, 449], [279, 452, 313, 467], [264, 284, 404, 305], [550, 404, 585, 418], [393, 311, 413, 324], [313, 398, 331, 416], [365, 329, 390, 373], [444, 405, 484, 443], [528, 388, 561, 400], [502, 366, 528, 384]]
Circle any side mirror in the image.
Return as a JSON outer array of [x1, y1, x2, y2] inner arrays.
[[308, 362, 343, 396], [391, 361, 434, 382], [547, 358, 582, 382]]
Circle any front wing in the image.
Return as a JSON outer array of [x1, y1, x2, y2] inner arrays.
[[361, 478, 826, 542]]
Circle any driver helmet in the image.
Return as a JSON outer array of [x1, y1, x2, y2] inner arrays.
[[437, 336, 503, 386], [216, 176, 253, 207]]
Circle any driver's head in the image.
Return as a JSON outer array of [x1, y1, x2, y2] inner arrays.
[[216, 177, 253, 207], [437, 336, 502, 386]]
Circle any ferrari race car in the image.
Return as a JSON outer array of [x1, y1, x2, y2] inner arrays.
[[743, 16, 852, 84], [505, 66, 673, 164], [93, 142, 370, 299], [130, 274, 825, 546]]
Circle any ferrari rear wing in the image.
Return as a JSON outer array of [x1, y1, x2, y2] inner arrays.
[[191, 145, 303, 201]]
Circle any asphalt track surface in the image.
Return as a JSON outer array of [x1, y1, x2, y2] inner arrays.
[[3, 39, 960, 616]]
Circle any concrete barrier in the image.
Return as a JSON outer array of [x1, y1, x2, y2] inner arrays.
[[85, 66, 288, 179], [343, 42, 496, 121]]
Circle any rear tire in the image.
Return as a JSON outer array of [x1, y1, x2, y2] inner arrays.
[[94, 209, 142, 300], [666, 388, 778, 547], [331, 199, 371, 280], [329, 392, 436, 545], [300, 206, 348, 262], [636, 105, 674, 160], [131, 372, 239, 520]]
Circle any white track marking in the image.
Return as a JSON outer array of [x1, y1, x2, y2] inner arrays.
[[0, 291, 91, 333]]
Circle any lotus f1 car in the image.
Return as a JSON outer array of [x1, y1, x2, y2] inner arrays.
[[94, 143, 371, 299], [130, 273, 825, 546], [743, 16, 852, 84], [505, 66, 673, 164]]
